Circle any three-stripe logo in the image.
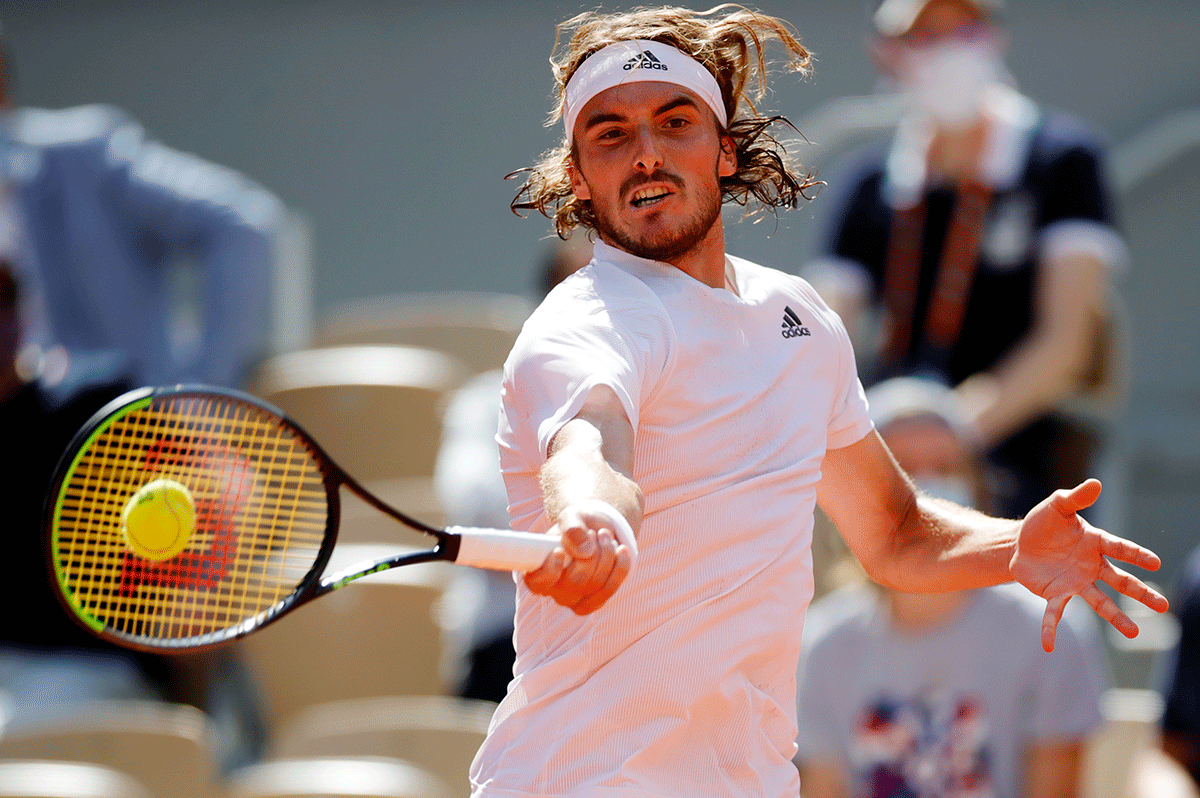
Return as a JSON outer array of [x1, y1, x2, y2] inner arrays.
[[781, 306, 811, 339], [624, 50, 669, 72]]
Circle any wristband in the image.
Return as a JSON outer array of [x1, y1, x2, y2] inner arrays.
[[570, 498, 639, 561]]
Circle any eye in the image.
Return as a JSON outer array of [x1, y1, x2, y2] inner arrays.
[[664, 116, 691, 130], [593, 126, 626, 143]]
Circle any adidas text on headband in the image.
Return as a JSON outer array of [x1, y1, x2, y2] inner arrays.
[[563, 40, 727, 141]]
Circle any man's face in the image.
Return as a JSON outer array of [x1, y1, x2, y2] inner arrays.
[[568, 81, 736, 264], [881, 417, 969, 480], [881, 416, 979, 508], [900, 0, 987, 47]]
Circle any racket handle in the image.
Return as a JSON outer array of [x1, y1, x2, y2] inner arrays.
[[451, 501, 638, 572], [449, 527, 562, 571]]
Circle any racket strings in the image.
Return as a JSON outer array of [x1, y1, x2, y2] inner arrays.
[[52, 395, 331, 644]]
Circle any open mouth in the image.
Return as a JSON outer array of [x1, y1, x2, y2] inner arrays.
[[630, 186, 673, 208]]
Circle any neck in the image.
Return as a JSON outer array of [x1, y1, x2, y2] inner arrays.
[[661, 216, 729, 289], [928, 117, 988, 184]]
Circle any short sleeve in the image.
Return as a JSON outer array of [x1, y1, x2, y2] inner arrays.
[[497, 270, 670, 530], [512, 314, 642, 458], [823, 295, 874, 450], [818, 148, 892, 299], [1035, 120, 1127, 271]]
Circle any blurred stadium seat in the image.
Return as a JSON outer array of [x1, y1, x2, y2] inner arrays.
[[268, 695, 495, 796], [312, 292, 533, 377], [225, 756, 453, 798], [238, 546, 454, 734], [0, 759, 151, 798], [0, 701, 220, 798], [1083, 688, 1164, 798]]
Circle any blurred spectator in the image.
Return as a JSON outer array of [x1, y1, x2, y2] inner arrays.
[[0, 263, 265, 771], [1158, 545, 1200, 789], [805, 0, 1126, 518], [0, 262, 162, 710], [0, 39, 282, 390], [436, 239, 590, 703], [794, 376, 1109, 798]]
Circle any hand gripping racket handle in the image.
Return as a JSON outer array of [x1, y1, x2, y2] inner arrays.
[[450, 500, 638, 572]]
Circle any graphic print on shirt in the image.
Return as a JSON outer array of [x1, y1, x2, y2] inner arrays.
[[852, 690, 994, 798]]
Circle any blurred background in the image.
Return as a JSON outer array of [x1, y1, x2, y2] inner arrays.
[[0, 1, 1196, 794], [7, 0, 1190, 648], [7, 0, 1195, 660]]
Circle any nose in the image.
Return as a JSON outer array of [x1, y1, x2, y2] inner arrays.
[[631, 124, 664, 173]]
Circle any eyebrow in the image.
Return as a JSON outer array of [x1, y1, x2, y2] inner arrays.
[[581, 95, 703, 133]]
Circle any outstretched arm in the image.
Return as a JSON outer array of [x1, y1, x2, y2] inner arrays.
[[956, 252, 1108, 447], [819, 431, 1168, 650], [525, 384, 643, 615]]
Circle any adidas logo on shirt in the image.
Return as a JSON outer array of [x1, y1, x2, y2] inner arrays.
[[624, 50, 668, 71], [781, 306, 811, 339]]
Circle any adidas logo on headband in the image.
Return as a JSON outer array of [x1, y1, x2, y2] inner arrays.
[[624, 50, 668, 72], [563, 40, 727, 138]]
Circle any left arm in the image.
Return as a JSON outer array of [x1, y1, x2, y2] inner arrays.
[[112, 122, 283, 386], [817, 431, 1168, 650], [956, 252, 1107, 447]]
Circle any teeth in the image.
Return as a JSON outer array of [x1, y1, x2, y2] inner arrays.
[[632, 187, 670, 206]]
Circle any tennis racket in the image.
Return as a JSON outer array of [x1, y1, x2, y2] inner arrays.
[[44, 385, 568, 653]]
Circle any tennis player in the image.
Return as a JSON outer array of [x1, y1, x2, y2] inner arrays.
[[471, 7, 1168, 797]]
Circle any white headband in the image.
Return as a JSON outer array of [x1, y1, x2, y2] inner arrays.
[[563, 40, 727, 140]]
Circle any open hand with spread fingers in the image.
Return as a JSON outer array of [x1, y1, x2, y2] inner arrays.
[[1010, 478, 1170, 652]]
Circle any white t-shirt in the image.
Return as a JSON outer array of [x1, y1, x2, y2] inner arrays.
[[795, 582, 1108, 798], [472, 241, 873, 798]]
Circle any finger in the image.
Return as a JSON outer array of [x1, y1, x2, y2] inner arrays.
[[559, 545, 602, 594], [1041, 594, 1070, 652], [561, 525, 597, 559], [561, 529, 621, 600], [1099, 532, 1163, 572], [1082, 583, 1139, 640], [525, 548, 568, 595], [572, 543, 634, 616], [1101, 561, 1170, 614], [1049, 479, 1102, 516], [590, 528, 618, 586]]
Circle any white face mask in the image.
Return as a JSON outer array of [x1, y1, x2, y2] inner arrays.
[[899, 39, 1002, 129], [913, 473, 976, 509]]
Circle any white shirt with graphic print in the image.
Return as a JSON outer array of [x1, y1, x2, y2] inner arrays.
[[795, 582, 1108, 798], [471, 240, 873, 798]]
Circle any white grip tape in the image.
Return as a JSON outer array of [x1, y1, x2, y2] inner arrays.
[[450, 527, 562, 572]]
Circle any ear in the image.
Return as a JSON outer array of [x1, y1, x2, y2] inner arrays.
[[718, 136, 737, 178], [568, 158, 591, 201]]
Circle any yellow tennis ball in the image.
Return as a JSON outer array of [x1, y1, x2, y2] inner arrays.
[[121, 479, 196, 561]]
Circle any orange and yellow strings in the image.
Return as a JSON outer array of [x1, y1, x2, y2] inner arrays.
[[53, 395, 330, 642]]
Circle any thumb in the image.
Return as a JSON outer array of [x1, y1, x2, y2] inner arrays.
[[1052, 479, 1102, 516]]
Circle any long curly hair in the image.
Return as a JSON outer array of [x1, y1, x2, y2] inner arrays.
[[509, 5, 821, 239]]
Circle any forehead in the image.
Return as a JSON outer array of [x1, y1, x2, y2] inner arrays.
[[575, 82, 713, 129], [907, 0, 986, 35], [879, 417, 967, 470]]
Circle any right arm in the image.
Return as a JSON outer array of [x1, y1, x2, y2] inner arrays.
[[525, 384, 643, 615]]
